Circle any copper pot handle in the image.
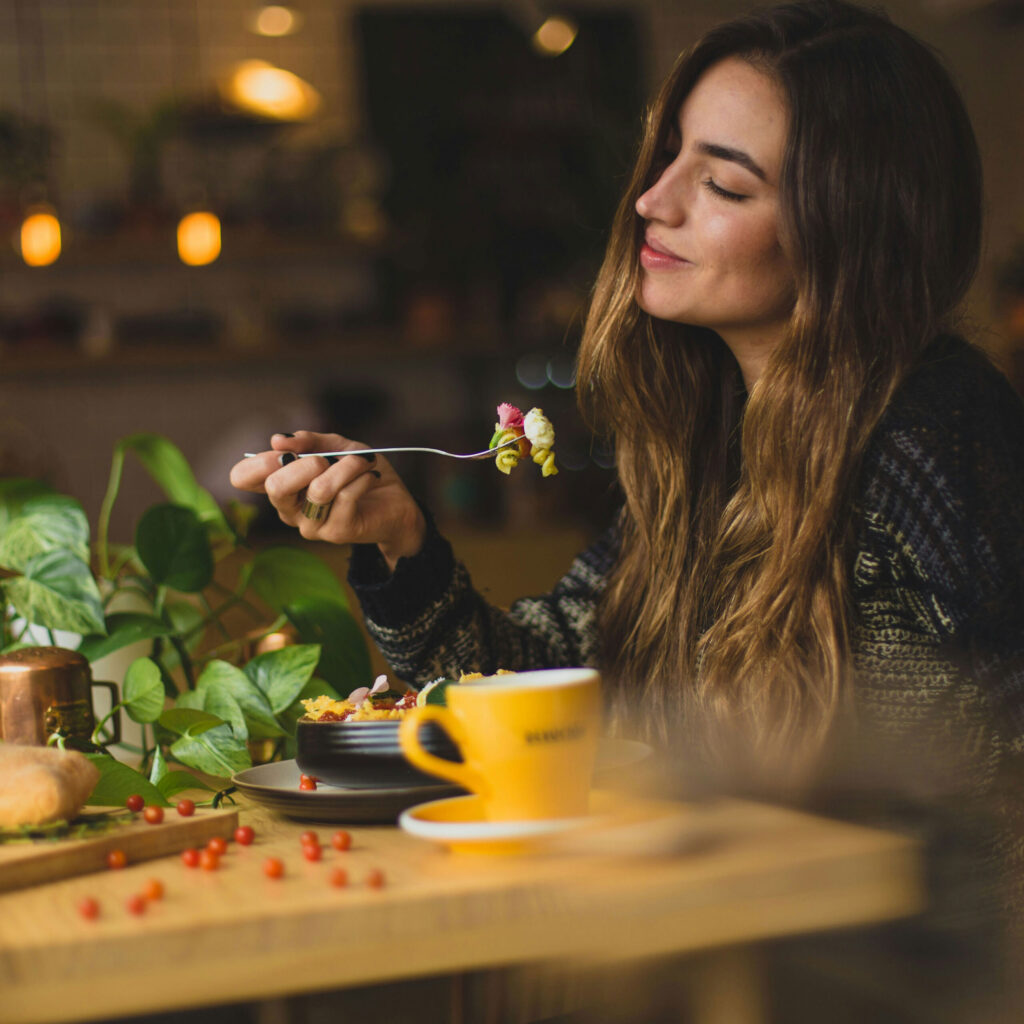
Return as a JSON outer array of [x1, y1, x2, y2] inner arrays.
[[92, 681, 122, 745]]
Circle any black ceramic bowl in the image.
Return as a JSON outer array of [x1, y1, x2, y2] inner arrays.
[[295, 717, 463, 790]]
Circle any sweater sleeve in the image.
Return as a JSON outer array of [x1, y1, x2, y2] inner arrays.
[[346, 510, 618, 687]]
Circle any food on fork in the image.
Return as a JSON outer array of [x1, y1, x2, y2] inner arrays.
[[488, 404, 558, 476]]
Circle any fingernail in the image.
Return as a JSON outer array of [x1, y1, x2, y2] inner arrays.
[[370, 470, 382, 479], [277, 452, 297, 466], [274, 432, 295, 438], [355, 452, 377, 463], [325, 455, 339, 465]]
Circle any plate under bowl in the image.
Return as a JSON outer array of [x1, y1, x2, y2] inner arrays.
[[295, 717, 462, 789]]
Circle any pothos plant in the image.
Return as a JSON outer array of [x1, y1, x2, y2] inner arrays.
[[0, 432, 371, 808]]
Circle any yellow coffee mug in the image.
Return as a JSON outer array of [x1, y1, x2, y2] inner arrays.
[[399, 668, 602, 821]]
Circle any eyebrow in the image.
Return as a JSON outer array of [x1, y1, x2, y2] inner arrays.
[[695, 141, 767, 182]]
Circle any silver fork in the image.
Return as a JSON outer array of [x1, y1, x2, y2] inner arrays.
[[243, 435, 525, 461]]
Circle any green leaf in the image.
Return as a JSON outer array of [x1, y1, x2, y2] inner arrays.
[[0, 478, 55, 532], [77, 613, 172, 663], [0, 495, 90, 569], [284, 598, 371, 696], [195, 659, 283, 738], [149, 744, 169, 787], [3, 550, 105, 635], [243, 547, 348, 613], [170, 725, 252, 779], [203, 687, 249, 742], [135, 504, 213, 592], [158, 706, 224, 737], [424, 679, 456, 706], [243, 643, 321, 716], [156, 770, 215, 799], [123, 657, 165, 723], [84, 753, 170, 807], [118, 433, 229, 535]]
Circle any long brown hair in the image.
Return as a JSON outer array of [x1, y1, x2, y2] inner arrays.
[[578, 0, 982, 777]]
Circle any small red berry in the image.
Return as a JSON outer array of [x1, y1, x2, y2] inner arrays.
[[181, 847, 200, 868], [143, 805, 164, 825], [263, 857, 284, 879], [141, 878, 164, 901], [126, 893, 147, 916], [199, 849, 220, 871], [106, 849, 127, 870], [302, 842, 322, 862], [176, 798, 195, 817], [77, 897, 100, 920], [329, 867, 348, 888], [125, 794, 144, 813], [234, 825, 255, 846], [366, 868, 385, 889], [331, 830, 352, 852], [299, 777, 317, 791], [299, 773, 318, 784], [299, 830, 318, 846], [206, 836, 228, 856]]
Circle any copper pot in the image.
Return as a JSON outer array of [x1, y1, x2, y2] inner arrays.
[[0, 646, 120, 748]]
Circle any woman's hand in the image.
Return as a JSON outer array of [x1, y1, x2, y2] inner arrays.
[[229, 431, 426, 571]]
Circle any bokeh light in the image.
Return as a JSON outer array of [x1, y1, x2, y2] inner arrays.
[[532, 16, 578, 57], [177, 212, 221, 266], [19, 210, 61, 267]]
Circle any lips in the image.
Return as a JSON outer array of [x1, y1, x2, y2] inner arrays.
[[640, 235, 689, 270]]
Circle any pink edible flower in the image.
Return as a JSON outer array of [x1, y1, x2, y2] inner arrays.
[[496, 403, 524, 432], [347, 674, 390, 708]]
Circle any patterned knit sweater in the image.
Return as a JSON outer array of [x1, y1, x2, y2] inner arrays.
[[349, 336, 1024, 809]]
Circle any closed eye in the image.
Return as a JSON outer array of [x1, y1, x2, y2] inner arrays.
[[702, 178, 748, 202]]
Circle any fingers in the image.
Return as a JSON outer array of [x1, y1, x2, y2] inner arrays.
[[230, 430, 367, 494], [295, 467, 381, 542]]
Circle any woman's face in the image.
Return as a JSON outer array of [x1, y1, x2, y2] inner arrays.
[[635, 58, 794, 380]]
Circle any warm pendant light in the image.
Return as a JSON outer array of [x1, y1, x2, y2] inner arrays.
[[222, 60, 321, 121], [248, 5, 304, 37], [177, 211, 221, 266], [19, 208, 62, 267]]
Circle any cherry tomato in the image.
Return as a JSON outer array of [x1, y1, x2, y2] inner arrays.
[[299, 773, 318, 784], [331, 830, 352, 852], [143, 805, 164, 825], [263, 857, 285, 879], [301, 842, 322, 862], [329, 867, 348, 888], [125, 794, 144, 813], [234, 825, 255, 846], [141, 878, 164, 901], [125, 893, 147, 916], [77, 897, 100, 920], [206, 836, 228, 856], [176, 798, 195, 817], [299, 831, 318, 846], [106, 848, 127, 870], [298, 777, 316, 791], [199, 849, 220, 871], [181, 847, 200, 868], [365, 868, 385, 889]]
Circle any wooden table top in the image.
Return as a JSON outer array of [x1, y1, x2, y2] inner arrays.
[[0, 793, 922, 1024]]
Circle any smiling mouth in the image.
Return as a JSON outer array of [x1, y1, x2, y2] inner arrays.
[[640, 237, 690, 269]]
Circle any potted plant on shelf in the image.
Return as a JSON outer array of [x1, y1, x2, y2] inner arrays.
[[0, 432, 371, 807]]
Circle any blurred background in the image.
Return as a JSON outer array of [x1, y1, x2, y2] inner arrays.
[[0, 0, 1021, 567]]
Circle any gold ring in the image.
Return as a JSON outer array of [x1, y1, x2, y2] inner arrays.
[[301, 498, 333, 522]]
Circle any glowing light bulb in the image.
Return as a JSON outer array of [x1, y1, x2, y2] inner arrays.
[[250, 5, 303, 37], [20, 210, 61, 267], [532, 16, 578, 57], [177, 212, 221, 266], [224, 60, 320, 121]]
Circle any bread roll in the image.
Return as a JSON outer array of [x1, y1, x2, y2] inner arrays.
[[0, 742, 100, 827]]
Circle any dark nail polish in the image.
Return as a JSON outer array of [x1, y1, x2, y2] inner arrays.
[[325, 455, 339, 465], [355, 452, 377, 463], [370, 470, 382, 479], [277, 452, 297, 466], [274, 432, 295, 438]]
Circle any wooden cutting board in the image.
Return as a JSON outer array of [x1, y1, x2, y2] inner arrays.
[[0, 806, 239, 893]]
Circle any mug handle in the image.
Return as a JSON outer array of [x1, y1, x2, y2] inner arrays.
[[399, 706, 487, 796], [92, 681, 122, 745]]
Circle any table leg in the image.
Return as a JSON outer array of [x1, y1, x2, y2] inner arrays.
[[689, 947, 766, 1024]]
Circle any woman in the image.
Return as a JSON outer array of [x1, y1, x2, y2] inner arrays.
[[231, 0, 1023, 799]]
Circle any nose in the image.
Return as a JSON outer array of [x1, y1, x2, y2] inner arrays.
[[636, 163, 685, 226]]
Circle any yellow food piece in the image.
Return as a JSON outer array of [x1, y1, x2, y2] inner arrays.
[[0, 743, 100, 827], [531, 446, 558, 477]]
